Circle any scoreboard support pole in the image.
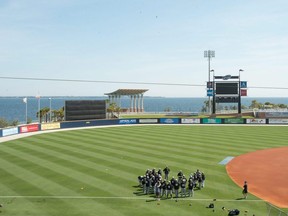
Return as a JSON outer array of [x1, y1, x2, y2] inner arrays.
[[238, 69, 243, 114], [212, 92, 216, 114]]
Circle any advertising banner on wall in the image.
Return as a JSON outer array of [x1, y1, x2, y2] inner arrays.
[[265, 112, 288, 118], [139, 119, 158, 124], [60, 119, 118, 128], [159, 118, 180, 124], [246, 119, 266, 124], [19, 124, 39, 133], [202, 118, 222, 124], [181, 119, 200, 124], [119, 119, 137, 124], [41, 123, 61, 131], [224, 119, 245, 124], [268, 119, 288, 124], [2, 127, 18, 137]]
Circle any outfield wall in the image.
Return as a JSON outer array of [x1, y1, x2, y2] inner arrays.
[[0, 117, 287, 138]]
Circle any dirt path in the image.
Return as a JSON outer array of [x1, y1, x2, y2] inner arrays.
[[226, 147, 288, 208]]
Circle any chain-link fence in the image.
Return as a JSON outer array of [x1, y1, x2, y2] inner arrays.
[[266, 203, 288, 216]]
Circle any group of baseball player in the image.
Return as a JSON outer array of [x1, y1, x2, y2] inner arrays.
[[138, 166, 206, 200]]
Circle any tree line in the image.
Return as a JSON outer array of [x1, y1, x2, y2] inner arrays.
[[201, 100, 288, 113], [0, 107, 64, 128], [1, 100, 287, 128]]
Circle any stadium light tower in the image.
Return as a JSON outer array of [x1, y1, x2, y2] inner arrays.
[[204, 50, 215, 114]]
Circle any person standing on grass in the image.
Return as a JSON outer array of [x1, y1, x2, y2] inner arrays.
[[174, 179, 180, 199], [155, 180, 161, 201], [138, 175, 143, 187], [166, 181, 173, 199], [201, 172, 206, 188], [145, 175, 151, 194], [242, 181, 248, 199], [163, 166, 170, 180], [198, 175, 203, 190], [188, 178, 195, 197], [151, 175, 156, 194], [177, 170, 183, 181], [170, 176, 176, 193], [161, 180, 167, 197], [157, 168, 162, 177], [141, 176, 146, 193], [180, 175, 187, 197]]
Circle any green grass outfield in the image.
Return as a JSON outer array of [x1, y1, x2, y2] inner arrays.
[[0, 125, 287, 216]]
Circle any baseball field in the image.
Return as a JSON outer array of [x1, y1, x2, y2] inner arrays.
[[0, 125, 287, 216]]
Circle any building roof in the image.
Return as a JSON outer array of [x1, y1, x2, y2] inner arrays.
[[105, 89, 148, 96]]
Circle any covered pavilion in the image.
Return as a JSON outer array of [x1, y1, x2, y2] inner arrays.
[[105, 89, 148, 112]]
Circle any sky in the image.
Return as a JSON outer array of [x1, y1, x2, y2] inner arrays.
[[0, 0, 288, 97]]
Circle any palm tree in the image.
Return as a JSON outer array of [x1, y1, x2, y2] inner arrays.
[[201, 100, 209, 113], [37, 107, 50, 123], [52, 107, 64, 122], [115, 106, 122, 118], [107, 102, 121, 118], [249, 100, 262, 109]]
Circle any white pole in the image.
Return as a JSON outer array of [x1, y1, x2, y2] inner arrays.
[[141, 94, 144, 112], [204, 50, 215, 115], [38, 97, 40, 123], [25, 100, 28, 124], [49, 97, 52, 122], [36, 95, 41, 123], [23, 97, 28, 124]]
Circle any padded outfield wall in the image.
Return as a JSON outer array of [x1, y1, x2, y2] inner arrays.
[[1, 117, 288, 138]]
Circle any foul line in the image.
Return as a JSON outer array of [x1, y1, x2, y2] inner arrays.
[[0, 195, 265, 202]]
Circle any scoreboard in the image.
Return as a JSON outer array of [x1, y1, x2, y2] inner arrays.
[[215, 82, 238, 95], [65, 100, 106, 121]]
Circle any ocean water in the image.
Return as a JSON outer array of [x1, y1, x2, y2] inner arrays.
[[0, 96, 287, 123]]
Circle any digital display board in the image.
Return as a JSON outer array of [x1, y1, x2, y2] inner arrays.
[[65, 100, 106, 121], [216, 82, 238, 95], [216, 96, 239, 103]]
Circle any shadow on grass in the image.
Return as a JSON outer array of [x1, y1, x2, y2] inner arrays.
[[133, 191, 146, 196], [236, 197, 245, 200], [145, 199, 156, 203]]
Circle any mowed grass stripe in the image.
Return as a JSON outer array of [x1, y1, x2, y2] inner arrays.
[[0, 150, 112, 197], [20, 136, 160, 177], [24, 125, 272, 176], [66, 135, 221, 172], [6, 125, 286, 181], [0, 157, 84, 214], [0, 148, 145, 216], [1, 125, 287, 216], [74, 125, 272, 161], [14, 130, 223, 182], [65, 128, 227, 163], [85, 126, 286, 156], [6, 140, 139, 189], [35, 127, 234, 178], [27, 132, 218, 173], [0, 159, 128, 216], [41, 126, 247, 160], [0, 181, 53, 216], [1, 135, 180, 216], [0, 144, 133, 197], [0, 147, 100, 196]]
